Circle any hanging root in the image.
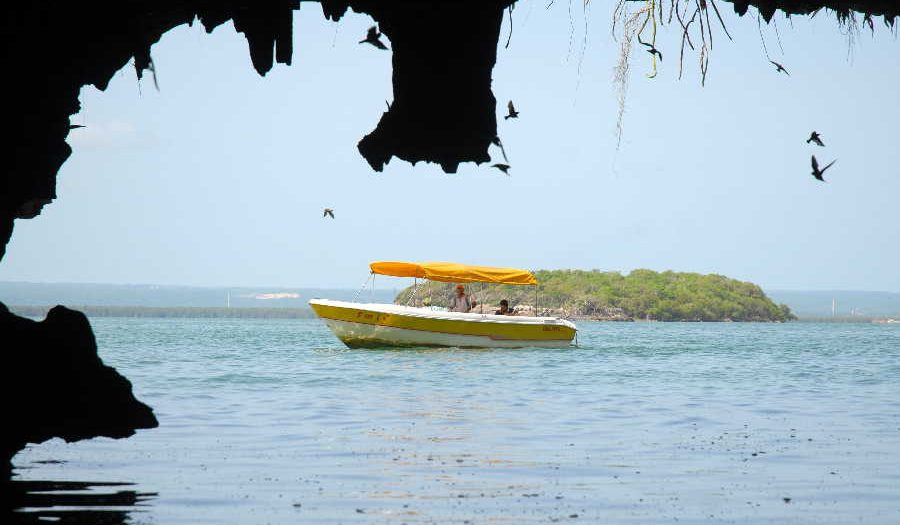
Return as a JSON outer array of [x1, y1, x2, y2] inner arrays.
[[610, 0, 730, 146], [611, 1, 652, 149], [612, 0, 727, 85], [606, 1, 894, 147]]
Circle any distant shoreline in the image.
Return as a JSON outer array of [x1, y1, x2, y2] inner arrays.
[[4, 282, 899, 319], [7, 305, 898, 324], [8, 305, 317, 319]]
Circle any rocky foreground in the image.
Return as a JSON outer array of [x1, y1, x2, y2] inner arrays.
[[0, 304, 157, 479]]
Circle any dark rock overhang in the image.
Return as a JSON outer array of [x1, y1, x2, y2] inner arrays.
[[0, 0, 515, 262], [2, 1, 898, 261], [724, 1, 899, 23]]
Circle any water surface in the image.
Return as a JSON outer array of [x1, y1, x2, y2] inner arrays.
[[12, 319, 900, 524]]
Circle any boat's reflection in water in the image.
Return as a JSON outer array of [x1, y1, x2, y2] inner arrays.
[[2, 477, 157, 525]]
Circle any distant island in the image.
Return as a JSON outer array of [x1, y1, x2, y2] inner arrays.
[[16, 278, 900, 322], [395, 269, 796, 322]]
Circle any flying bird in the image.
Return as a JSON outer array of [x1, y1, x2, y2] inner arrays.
[[504, 100, 519, 120], [323, 208, 335, 219], [806, 131, 824, 147], [641, 42, 663, 61], [810, 155, 835, 181], [491, 136, 509, 163], [491, 163, 511, 175], [770, 60, 790, 76], [359, 26, 388, 50]]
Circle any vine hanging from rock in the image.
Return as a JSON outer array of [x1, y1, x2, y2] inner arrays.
[[610, 0, 732, 148], [607, 0, 896, 148]]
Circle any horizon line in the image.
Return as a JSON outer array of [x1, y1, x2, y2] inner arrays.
[[2, 280, 900, 295]]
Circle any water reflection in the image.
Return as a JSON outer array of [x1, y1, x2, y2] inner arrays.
[[1, 478, 156, 525]]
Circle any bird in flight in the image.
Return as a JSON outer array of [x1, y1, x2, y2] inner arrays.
[[806, 131, 825, 147], [359, 26, 388, 50], [810, 155, 835, 182], [504, 100, 519, 120], [641, 42, 663, 61], [323, 208, 335, 219], [770, 60, 789, 76], [491, 136, 509, 163], [491, 163, 511, 175]]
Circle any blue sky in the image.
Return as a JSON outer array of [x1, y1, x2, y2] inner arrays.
[[2, 2, 898, 291]]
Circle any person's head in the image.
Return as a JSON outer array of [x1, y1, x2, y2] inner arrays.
[[499, 299, 509, 311], [455, 284, 465, 296]]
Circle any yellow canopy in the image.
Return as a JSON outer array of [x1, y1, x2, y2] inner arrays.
[[369, 261, 538, 286]]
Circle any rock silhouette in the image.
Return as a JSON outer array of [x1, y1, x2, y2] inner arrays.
[[1, 304, 158, 477]]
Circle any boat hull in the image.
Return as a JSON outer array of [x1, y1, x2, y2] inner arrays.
[[310, 299, 576, 349]]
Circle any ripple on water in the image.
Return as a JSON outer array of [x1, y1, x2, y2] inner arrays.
[[10, 319, 900, 525]]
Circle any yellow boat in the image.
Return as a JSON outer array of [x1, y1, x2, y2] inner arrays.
[[310, 261, 577, 349]]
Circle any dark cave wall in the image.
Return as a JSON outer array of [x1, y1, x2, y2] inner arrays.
[[2, 0, 898, 263], [354, 2, 506, 173], [2, 1, 301, 263], [1, 0, 516, 477], [1, 0, 516, 262], [725, 1, 898, 23], [1, 0, 898, 479]]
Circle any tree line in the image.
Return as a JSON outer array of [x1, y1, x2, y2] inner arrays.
[[396, 269, 796, 322]]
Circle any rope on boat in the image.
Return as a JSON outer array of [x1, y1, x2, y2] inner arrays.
[[353, 273, 374, 303]]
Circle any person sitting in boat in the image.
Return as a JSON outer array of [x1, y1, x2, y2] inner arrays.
[[449, 283, 477, 313], [495, 299, 515, 315]]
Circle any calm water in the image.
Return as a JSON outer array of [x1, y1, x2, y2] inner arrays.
[[10, 319, 900, 524]]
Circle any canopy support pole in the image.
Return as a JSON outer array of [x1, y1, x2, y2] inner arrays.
[[406, 278, 420, 306], [353, 273, 374, 303], [479, 282, 484, 313]]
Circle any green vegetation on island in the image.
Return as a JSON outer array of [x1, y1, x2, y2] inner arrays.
[[396, 269, 796, 322]]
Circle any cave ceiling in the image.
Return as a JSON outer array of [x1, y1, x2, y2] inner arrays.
[[2, 0, 897, 261]]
